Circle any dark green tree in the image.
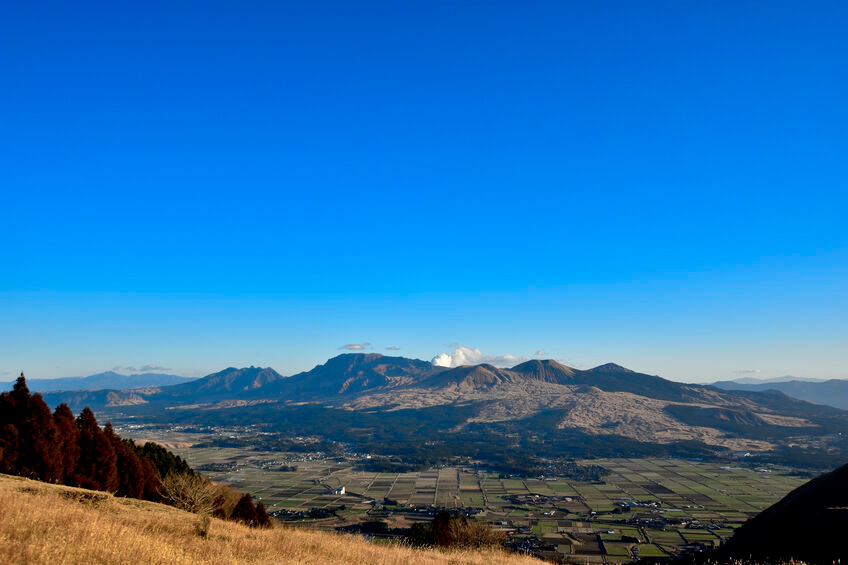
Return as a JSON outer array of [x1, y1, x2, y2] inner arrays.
[[134, 440, 191, 480]]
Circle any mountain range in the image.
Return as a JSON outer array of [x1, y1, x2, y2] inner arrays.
[[39, 354, 848, 468], [9, 371, 196, 392], [712, 377, 848, 411], [718, 375, 825, 385]]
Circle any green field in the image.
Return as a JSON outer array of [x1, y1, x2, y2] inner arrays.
[[134, 434, 806, 563]]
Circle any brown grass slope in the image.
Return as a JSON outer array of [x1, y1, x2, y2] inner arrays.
[[0, 473, 542, 565]]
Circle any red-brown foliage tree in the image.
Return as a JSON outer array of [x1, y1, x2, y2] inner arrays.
[[53, 403, 81, 482], [230, 493, 260, 526], [74, 407, 119, 492], [105, 422, 150, 499], [0, 374, 63, 482], [255, 500, 273, 528]]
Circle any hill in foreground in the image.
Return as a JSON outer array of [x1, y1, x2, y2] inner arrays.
[[0, 473, 541, 565], [718, 460, 848, 564]]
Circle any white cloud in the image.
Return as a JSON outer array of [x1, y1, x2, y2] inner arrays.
[[385, 346, 400, 351], [534, 349, 546, 356], [341, 342, 371, 351], [111, 364, 171, 374], [431, 345, 527, 368], [432, 345, 483, 367], [141, 364, 171, 372], [733, 368, 761, 374]]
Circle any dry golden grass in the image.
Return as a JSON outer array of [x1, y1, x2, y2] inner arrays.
[[0, 474, 542, 565]]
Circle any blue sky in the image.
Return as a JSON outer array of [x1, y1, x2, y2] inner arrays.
[[1, 1, 846, 382]]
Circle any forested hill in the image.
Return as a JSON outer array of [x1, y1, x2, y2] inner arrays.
[[0, 373, 189, 498], [0, 373, 272, 528]]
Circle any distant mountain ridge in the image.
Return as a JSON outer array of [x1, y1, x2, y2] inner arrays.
[[10, 371, 196, 392], [262, 354, 441, 398], [720, 375, 825, 385], [161, 366, 285, 397], [39, 353, 848, 463], [712, 378, 848, 411]]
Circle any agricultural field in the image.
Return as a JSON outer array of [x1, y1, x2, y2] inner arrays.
[[125, 427, 807, 563]]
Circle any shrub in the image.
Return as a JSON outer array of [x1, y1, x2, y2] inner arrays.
[[409, 510, 504, 549]]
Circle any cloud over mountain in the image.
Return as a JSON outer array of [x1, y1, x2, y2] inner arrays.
[[431, 345, 525, 368], [341, 342, 371, 351], [110, 364, 171, 374]]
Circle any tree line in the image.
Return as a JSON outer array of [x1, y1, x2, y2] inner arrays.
[[0, 374, 270, 529]]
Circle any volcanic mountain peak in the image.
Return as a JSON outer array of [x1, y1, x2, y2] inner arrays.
[[510, 359, 577, 383], [327, 352, 385, 365], [586, 362, 635, 373], [310, 353, 440, 378], [426, 363, 516, 390], [276, 352, 444, 398], [165, 366, 285, 396]]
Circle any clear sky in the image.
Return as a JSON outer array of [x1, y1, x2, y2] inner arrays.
[[1, 1, 846, 382]]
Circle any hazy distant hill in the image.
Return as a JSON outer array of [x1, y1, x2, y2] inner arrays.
[[713, 378, 848, 410], [11, 371, 195, 392], [722, 375, 824, 385]]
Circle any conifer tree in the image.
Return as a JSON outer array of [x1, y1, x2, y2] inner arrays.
[[54, 403, 80, 482], [230, 493, 259, 526], [74, 407, 119, 491], [22, 392, 64, 482], [138, 451, 162, 501], [104, 422, 145, 498], [5, 374, 63, 481], [10, 373, 30, 404], [255, 500, 272, 528], [0, 421, 19, 473], [0, 385, 20, 473]]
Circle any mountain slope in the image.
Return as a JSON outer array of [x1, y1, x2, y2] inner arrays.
[[508, 359, 577, 383], [160, 366, 286, 398], [0, 473, 541, 565], [264, 353, 444, 399], [719, 461, 848, 563]]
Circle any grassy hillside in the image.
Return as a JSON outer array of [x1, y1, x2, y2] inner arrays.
[[0, 473, 541, 565]]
